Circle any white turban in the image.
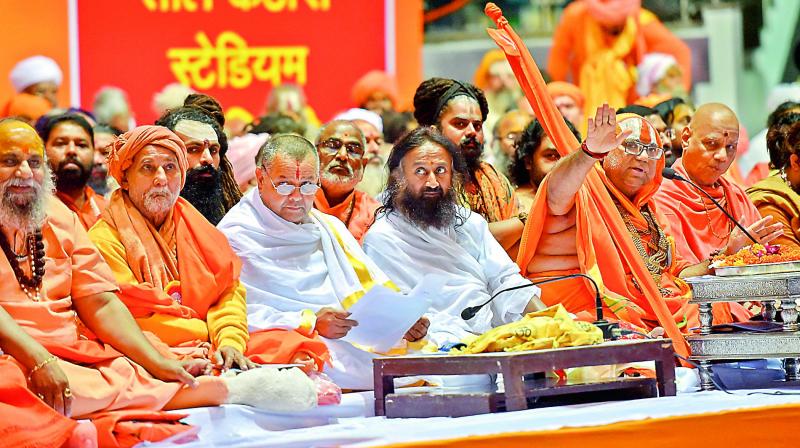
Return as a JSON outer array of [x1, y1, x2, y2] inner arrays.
[[635, 53, 678, 97], [9, 56, 63, 92], [333, 107, 383, 133]]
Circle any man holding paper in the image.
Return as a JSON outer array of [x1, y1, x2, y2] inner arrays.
[[363, 127, 546, 336], [218, 134, 432, 389]]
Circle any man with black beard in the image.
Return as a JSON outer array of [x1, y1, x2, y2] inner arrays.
[[363, 127, 545, 336], [40, 113, 107, 230], [156, 105, 240, 225], [412, 78, 524, 251]]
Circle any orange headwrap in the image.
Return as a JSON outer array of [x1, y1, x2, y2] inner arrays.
[[108, 125, 188, 188], [473, 49, 508, 90], [546, 81, 585, 109], [583, 0, 641, 28], [1, 93, 50, 121], [351, 70, 399, 108]]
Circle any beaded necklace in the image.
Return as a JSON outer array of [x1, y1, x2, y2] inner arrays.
[[0, 229, 45, 301]]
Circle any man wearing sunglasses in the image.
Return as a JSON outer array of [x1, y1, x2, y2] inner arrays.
[[218, 134, 416, 390], [654, 103, 781, 267], [517, 104, 771, 333], [313, 120, 380, 243]]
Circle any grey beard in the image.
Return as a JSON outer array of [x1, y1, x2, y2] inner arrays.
[[0, 172, 54, 233]]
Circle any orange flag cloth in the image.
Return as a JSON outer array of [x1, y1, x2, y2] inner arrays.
[[103, 126, 241, 321], [484, 3, 690, 358]]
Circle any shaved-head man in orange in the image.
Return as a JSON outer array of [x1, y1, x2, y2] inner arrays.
[[0, 119, 317, 425], [314, 120, 380, 243], [654, 103, 782, 265], [518, 105, 762, 332]]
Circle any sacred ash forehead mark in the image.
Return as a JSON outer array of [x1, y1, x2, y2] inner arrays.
[[174, 119, 218, 142]]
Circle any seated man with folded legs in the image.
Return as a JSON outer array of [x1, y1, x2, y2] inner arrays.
[[518, 106, 781, 331], [363, 127, 545, 337], [0, 119, 316, 423], [218, 134, 435, 390]]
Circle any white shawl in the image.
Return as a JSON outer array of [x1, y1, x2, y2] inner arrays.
[[363, 208, 535, 337]]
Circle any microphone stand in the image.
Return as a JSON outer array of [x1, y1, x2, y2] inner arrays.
[[461, 273, 620, 340]]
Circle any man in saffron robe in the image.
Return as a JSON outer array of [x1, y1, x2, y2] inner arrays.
[[653, 103, 779, 268], [313, 120, 380, 243], [218, 134, 435, 390], [547, 0, 691, 119], [0, 119, 316, 422], [89, 125, 255, 371], [40, 113, 106, 230]]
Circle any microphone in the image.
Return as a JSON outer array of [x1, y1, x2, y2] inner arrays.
[[460, 273, 619, 340], [661, 167, 758, 244]]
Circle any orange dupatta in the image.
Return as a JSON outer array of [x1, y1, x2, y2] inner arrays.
[[100, 190, 241, 320], [484, 3, 689, 358]]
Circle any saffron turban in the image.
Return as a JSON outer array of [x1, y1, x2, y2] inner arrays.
[[351, 70, 399, 108], [9, 56, 63, 92], [546, 81, 585, 109], [1, 93, 50, 121], [108, 125, 188, 188], [583, 0, 641, 28], [473, 49, 508, 90]]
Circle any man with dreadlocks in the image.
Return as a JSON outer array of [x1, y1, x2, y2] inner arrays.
[[363, 127, 544, 336], [412, 78, 525, 251], [155, 96, 242, 225]]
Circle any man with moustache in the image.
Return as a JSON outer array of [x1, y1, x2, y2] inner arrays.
[[313, 120, 380, 242], [0, 119, 315, 426], [89, 125, 256, 372], [490, 110, 532, 178], [334, 108, 387, 198], [156, 106, 240, 225], [39, 113, 107, 230], [363, 127, 545, 336], [90, 123, 122, 196], [412, 78, 523, 251]]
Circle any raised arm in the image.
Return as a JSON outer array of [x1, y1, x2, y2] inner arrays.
[[547, 105, 631, 215]]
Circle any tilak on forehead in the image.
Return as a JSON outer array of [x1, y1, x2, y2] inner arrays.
[[174, 119, 218, 143], [0, 120, 45, 156]]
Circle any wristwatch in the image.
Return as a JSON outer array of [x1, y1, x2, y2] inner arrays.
[[518, 212, 528, 225]]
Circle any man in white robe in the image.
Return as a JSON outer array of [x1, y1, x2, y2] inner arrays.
[[218, 134, 437, 390], [363, 127, 545, 336]]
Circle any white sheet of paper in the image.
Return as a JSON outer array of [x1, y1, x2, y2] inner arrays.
[[342, 275, 445, 352]]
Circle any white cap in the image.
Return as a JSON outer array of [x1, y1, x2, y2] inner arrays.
[[333, 107, 383, 133], [635, 53, 678, 97], [9, 56, 63, 92]]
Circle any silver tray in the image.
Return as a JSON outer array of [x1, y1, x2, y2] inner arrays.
[[714, 261, 800, 277]]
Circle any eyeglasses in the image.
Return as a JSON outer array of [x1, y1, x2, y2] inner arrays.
[[317, 139, 364, 158], [263, 168, 320, 196], [621, 139, 663, 160], [497, 132, 522, 142]]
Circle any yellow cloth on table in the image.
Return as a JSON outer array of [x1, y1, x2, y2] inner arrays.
[[453, 304, 603, 354]]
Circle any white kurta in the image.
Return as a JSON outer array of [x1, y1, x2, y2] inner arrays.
[[362, 208, 536, 337], [218, 190, 399, 389]]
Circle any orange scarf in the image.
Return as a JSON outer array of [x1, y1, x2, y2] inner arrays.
[[100, 190, 241, 320], [485, 3, 690, 357], [314, 189, 380, 243], [463, 162, 519, 222]]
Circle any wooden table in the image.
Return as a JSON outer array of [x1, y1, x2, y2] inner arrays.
[[373, 339, 676, 418]]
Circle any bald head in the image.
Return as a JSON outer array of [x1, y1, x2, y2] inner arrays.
[[256, 133, 319, 170], [681, 103, 740, 187]]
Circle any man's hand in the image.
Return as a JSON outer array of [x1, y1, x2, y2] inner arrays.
[[29, 358, 72, 417], [724, 216, 783, 255], [181, 358, 213, 377], [315, 307, 358, 339], [403, 317, 430, 342], [216, 346, 258, 371], [148, 358, 199, 388], [584, 104, 632, 156]]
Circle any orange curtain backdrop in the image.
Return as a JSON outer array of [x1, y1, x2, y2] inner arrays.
[[0, 0, 70, 108], [394, 0, 423, 111], [379, 403, 800, 448], [483, 3, 689, 359]]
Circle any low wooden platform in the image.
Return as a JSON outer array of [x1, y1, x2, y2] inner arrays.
[[374, 339, 677, 418]]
